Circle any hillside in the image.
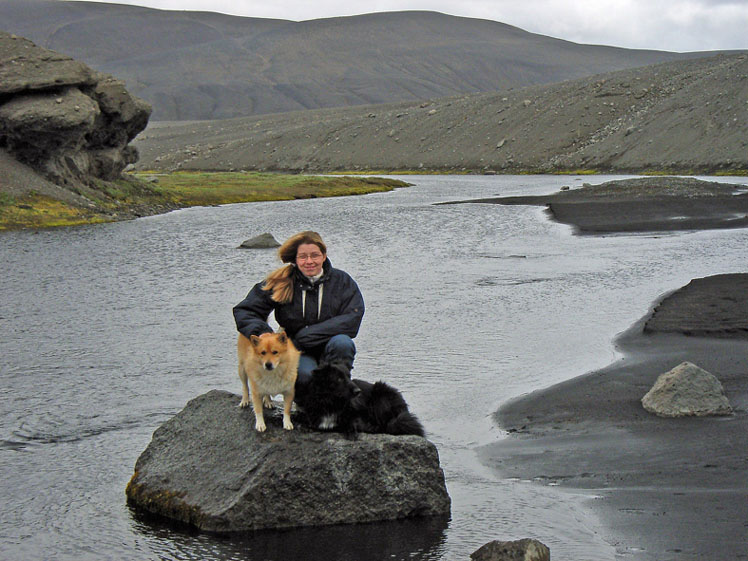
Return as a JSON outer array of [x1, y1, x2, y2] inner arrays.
[[0, 1, 714, 120], [133, 53, 748, 174]]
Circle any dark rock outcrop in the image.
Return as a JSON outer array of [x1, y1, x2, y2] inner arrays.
[[0, 31, 150, 189], [126, 390, 451, 532]]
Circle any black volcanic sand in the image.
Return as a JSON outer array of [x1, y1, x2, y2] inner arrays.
[[480, 273, 748, 560], [446, 176, 748, 234]]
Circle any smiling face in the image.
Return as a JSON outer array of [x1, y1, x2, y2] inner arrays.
[[295, 242, 326, 277]]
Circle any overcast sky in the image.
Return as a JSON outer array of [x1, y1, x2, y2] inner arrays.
[[76, 0, 748, 52]]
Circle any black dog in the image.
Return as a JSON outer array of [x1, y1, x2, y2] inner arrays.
[[294, 360, 425, 437]]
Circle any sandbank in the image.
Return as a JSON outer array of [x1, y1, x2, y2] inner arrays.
[[480, 274, 748, 560]]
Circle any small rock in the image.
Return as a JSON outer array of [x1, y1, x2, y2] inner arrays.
[[238, 232, 282, 248], [641, 361, 733, 417], [471, 538, 550, 561]]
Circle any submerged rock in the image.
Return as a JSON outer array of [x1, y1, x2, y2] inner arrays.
[[471, 538, 551, 561], [238, 233, 281, 249], [126, 390, 450, 532], [641, 361, 733, 417]]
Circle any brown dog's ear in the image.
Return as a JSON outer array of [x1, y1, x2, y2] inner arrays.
[[250, 334, 261, 346], [277, 332, 288, 344]]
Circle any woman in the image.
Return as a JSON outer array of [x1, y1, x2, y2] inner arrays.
[[233, 231, 364, 387]]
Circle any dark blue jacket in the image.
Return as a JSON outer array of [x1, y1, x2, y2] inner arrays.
[[233, 259, 364, 354]]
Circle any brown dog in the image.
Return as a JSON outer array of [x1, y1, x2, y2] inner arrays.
[[237, 332, 300, 432]]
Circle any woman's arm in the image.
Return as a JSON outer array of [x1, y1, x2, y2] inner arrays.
[[232, 283, 275, 338]]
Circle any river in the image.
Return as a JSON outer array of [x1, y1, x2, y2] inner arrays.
[[2, 174, 747, 560]]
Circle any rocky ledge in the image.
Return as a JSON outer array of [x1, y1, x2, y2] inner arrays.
[[0, 31, 150, 196], [126, 390, 451, 532]]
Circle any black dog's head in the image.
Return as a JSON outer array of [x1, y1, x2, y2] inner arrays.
[[309, 360, 361, 402]]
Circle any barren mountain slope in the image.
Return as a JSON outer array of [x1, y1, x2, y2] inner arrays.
[[0, 1, 712, 120], [133, 53, 748, 174]]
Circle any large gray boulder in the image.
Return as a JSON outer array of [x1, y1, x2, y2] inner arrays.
[[641, 361, 733, 417], [0, 31, 150, 187], [126, 390, 451, 532]]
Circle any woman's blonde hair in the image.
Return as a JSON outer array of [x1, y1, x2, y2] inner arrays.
[[263, 231, 327, 303]]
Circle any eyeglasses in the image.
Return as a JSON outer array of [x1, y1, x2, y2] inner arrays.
[[297, 253, 324, 261]]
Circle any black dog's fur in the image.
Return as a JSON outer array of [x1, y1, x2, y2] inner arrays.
[[294, 360, 425, 437]]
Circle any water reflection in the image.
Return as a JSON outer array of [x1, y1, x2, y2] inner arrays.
[[131, 509, 449, 561]]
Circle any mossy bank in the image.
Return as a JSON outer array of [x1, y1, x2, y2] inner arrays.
[[0, 172, 409, 230]]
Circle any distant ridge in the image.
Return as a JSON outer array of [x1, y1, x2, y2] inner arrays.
[[0, 1, 719, 120]]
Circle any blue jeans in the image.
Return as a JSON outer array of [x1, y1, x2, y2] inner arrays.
[[296, 334, 356, 388]]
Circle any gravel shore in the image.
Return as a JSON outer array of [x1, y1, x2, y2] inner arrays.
[[480, 273, 748, 560]]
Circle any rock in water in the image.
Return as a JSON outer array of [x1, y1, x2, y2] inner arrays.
[[238, 233, 281, 248], [641, 361, 733, 417], [126, 390, 451, 532], [471, 538, 551, 561]]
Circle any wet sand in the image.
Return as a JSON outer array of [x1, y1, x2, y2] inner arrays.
[[480, 274, 748, 560]]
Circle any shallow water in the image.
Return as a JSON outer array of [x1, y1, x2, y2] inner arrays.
[[2, 174, 747, 560]]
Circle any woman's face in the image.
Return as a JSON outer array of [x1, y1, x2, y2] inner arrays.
[[295, 243, 326, 277]]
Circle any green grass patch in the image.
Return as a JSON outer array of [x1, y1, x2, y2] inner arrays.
[[130, 171, 409, 206], [547, 168, 601, 175], [0, 192, 17, 207], [0, 172, 410, 230], [0, 194, 109, 230], [641, 169, 687, 176], [714, 169, 748, 177], [330, 169, 471, 176]]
